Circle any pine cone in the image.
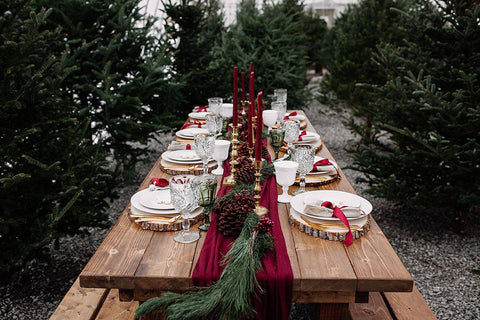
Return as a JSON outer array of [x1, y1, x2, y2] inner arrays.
[[215, 190, 256, 238], [237, 142, 270, 160], [234, 156, 256, 185], [237, 142, 251, 158]]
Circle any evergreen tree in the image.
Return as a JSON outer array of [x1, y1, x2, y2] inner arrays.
[[34, 0, 185, 177], [0, 3, 114, 274], [162, 0, 225, 113], [350, 0, 480, 225], [210, 0, 309, 107], [302, 8, 328, 74], [321, 0, 410, 135]]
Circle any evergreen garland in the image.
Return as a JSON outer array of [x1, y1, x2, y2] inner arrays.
[[135, 210, 274, 320]]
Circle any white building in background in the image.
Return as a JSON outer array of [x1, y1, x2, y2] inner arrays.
[[140, 0, 358, 28]]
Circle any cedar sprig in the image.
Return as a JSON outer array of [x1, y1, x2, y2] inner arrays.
[[135, 212, 274, 320]]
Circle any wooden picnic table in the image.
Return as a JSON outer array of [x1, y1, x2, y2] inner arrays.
[[79, 111, 413, 320]]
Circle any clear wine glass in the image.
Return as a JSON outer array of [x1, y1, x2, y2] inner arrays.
[[283, 119, 300, 153], [292, 144, 315, 195], [274, 160, 298, 203], [194, 133, 216, 175], [208, 97, 223, 116], [170, 175, 200, 243]]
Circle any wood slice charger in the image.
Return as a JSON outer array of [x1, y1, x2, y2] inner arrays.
[[288, 209, 371, 241], [159, 157, 217, 176], [127, 204, 204, 232], [293, 169, 340, 187]]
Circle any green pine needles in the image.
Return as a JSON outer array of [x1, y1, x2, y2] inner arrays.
[[135, 209, 273, 320]]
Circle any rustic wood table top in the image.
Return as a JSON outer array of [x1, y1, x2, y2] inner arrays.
[[79, 111, 413, 311]]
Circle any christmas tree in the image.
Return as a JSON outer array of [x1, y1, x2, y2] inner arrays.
[[0, 4, 114, 274], [209, 0, 309, 107], [34, 0, 185, 177], [321, 0, 410, 135], [162, 0, 225, 114], [349, 0, 480, 227]]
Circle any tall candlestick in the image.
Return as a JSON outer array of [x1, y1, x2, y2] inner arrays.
[[249, 71, 255, 117], [241, 72, 245, 103], [233, 67, 238, 126], [255, 92, 264, 161]]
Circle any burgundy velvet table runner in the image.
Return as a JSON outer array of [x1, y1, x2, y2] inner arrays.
[[192, 161, 293, 319]]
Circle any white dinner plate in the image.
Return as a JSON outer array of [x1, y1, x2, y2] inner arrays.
[[290, 206, 368, 228], [165, 150, 201, 162], [161, 151, 203, 165], [297, 131, 320, 143], [131, 188, 178, 215], [139, 189, 174, 210], [290, 190, 372, 221], [308, 156, 337, 175], [284, 112, 306, 121], [188, 112, 209, 120], [175, 127, 209, 139]]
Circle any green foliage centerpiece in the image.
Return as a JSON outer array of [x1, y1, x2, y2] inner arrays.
[[135, 186, 274, 320]]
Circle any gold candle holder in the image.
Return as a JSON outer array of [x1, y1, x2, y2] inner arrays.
[[253, 159, 268, 216], [248, 146, 254, 159], [241, 100, 246, 116], [224, 124, 239, 186]]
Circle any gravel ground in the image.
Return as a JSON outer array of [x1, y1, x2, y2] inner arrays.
[[1, 100, 479, 320]]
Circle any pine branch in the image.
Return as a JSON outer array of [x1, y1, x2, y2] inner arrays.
[[135, 212, 273, 320]]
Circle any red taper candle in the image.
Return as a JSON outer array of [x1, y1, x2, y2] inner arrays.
[[248, 98, 253, 148], [249, 71, 255, 117], [255, 92, 264, 161], [250, 61, 254, 73], [241, 72, 245, 103], [233, 67, 238, 126]]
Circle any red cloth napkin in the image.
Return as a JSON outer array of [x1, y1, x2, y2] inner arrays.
[[297, 130, 307, 141], [149, 177, 169, 187], [194, 106, 208, 112], [311, 158, 333, 172], [283, 111, 297, 120], [193, 139, 293, 320], [181, 122, 202, 129], [320, 201, 353, 247]]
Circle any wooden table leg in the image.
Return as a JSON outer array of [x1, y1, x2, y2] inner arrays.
[[312, 303, 350, 320]]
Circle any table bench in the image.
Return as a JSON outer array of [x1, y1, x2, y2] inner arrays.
[[50, 275, 437, 319]]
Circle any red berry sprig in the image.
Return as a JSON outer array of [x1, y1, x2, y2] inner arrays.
[[253, 216, 274, 234]]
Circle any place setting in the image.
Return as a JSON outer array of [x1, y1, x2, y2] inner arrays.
[[127, 177, 204, 232], [161, 132, 217, 175], [288, 190, 372, 241]]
